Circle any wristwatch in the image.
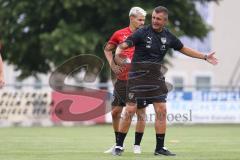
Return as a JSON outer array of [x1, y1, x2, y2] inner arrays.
[[204, 55, 208, 60]]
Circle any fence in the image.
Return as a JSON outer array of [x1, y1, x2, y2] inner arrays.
[[0, 84, 240, 127]]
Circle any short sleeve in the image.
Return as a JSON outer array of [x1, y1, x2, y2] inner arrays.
[[125, 28, 143, 47], [108, 31, 119, 46], [169, 33, 183, 51]]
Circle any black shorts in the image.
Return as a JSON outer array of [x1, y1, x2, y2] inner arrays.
[[126, 63, 168, 104], [112, 79, 148, 108]]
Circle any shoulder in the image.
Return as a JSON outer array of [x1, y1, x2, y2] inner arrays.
[[162, 27, 171, 34], [163, 28, 177, 37], [114, 27, 129, 35], [133, 25, 151, 37], [138, 25, 151, 33]]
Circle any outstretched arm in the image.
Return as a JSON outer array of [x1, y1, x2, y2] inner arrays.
[[179, 46, 218, 65]]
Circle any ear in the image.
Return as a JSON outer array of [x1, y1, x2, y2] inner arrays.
[[164, 17, 168, 24], [129, 16, 134, 21]]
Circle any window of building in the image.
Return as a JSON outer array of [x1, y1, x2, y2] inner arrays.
[[195, 76, 211, 91], [172, 76, 184, 91]]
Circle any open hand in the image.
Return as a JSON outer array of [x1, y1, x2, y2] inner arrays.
[[206, 52, 218, 65]]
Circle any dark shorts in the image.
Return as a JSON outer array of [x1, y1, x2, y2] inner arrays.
[[126, 63, 168, 104], [112, 80, 148, 109]]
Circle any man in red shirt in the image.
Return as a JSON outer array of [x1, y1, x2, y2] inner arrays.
[[0, 41, 4, 88], [104, 7, 147, 154]]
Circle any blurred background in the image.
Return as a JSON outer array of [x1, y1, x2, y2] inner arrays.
[[0, 0, 240, 160]]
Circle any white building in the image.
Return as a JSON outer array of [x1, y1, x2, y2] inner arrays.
[[166, 0, 240, 90]]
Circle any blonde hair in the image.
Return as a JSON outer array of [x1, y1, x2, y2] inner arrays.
[[129, 7, 147, 17]]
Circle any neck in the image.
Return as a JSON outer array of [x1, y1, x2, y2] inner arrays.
[[129, 24, 137, 32], [152, 26, 163, 32], [157, 28, 163, 32]]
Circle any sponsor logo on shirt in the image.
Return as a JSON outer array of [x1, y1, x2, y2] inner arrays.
[[123, 35, 128, 41], [161, 37, 167, 44], [146, 36, 152, 48], [161, 37, 167, 50]]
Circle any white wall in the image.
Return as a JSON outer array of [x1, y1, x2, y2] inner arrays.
[[166, 0, 240, 88]]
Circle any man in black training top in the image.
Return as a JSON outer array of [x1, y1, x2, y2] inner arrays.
[[112, 6, 218, 156]]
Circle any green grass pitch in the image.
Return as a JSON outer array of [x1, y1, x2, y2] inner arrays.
[[0, 124, 240, 160]]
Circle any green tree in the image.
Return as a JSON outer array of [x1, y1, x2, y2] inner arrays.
[[0, 0, 219, 81]]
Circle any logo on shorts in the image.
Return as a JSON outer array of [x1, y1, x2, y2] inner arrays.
[[128, 92, 134, 100], [143, 100, 147, 106], [112, 94, 115, 101]]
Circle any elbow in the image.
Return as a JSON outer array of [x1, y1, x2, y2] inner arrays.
[[104, 49, 107, 56], [104, 50, 111, 56], [179, 46, 190, 55], [180, 46, 187, 52]]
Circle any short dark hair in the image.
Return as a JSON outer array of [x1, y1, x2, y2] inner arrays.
[[154, 6, 168, 15]]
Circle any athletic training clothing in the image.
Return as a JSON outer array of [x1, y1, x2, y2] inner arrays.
[[108, 27, 148, 108], [125, 25, 183, 103], [112, 79, 148, 108], [108, 27, 134, 80]]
